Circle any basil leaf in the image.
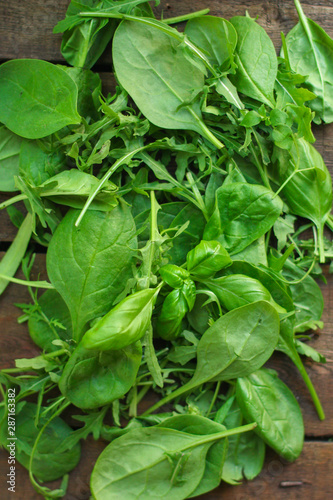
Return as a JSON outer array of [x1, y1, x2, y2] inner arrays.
[[186, 240, 232, 278]]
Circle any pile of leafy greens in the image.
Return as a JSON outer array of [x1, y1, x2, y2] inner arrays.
[[0, 0, 332, 498]]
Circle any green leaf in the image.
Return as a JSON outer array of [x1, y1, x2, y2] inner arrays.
[[186, 240, 232, 278], [59, 341, 142, 410], [230, 16, 277, 107], [0, 402, 81, 482], [81, 287, 159, 351], [0, 59, 81, 139], [204, 182, 283, 254], [47, 205, 137, 341], [0, 125, 24, 191], [285, 0, 333, 122], [113, 21, 223, 148], [236, 368, 304, 461], [28, 289, 72, 352]]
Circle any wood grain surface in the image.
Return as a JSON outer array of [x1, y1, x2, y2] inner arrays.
[[0, 1, 333, 499]]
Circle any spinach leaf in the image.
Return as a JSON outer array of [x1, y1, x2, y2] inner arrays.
[[0, 125, 24, 191], [59, 341, 142, 409], [63, 67, 102, 119], [230, 16, 277, 107], [186, 240, 232, 278], [185, 16, 237, 70], [204, 274, 286, 314], [236, 368, 304, 461], [156, 415, 228, 498], [28, 289, 73, 352], [19, 141, 65, 186], [285, 0, 333, 123], [0, 402, 81, 482], [113, 21, 223, 148], [203, 182, 283, 254], [0, 59, 81, 139], [47, 205, 137, 341], [272, 138, 332, 262], [220, 398, 265, 484], [91, 421, 254, 499]]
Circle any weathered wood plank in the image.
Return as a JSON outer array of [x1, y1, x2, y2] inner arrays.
[[0, 441, 332, 499], [1, 0, 333, 62]]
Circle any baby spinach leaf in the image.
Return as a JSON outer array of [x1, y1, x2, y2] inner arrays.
[[221, 399, 265, 484], [285, 0, 333, 122], [204, 182, 283, 254], [0, 125, 24, 191], [59, 341, 142, 410], [91, 421, 254, 500], [81, 287, 159, 351], [113, 21, 223, 148], [63, 67, 102, 119], [0, 59, 81, 139], [194, 301, 279, 383], [186, 240, 232, 278], [19, 141, 65, 187], [185, 16, 237, 69], [236, 368, 304, 461], [34, 170, 118, 210], [204, 274, 286, 314], [272, 138, 332, 262], [47, 205, 137, 341], [28, 289, 73, 352], [230, 16, 277, 107], [0, 402, 81, 482], [156, 415, 228, 498]]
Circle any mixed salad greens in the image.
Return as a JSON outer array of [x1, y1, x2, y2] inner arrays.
[[0, 0, 332, 498]]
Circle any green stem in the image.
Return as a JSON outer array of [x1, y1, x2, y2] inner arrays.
[[293, 354, 325, 420], [0, 193, 27, 210], [249, 143, 271, 189], [317, 223, 326, 264], [75, 146, 146, 226], [325, 214, 333, 232], [188, 108, 224, 149], [29, 401, 71, 497], [206, 381, 221, 417], [181, 422, 257, 451], [162, 9, 210, 25], [142, 380, 197, 415], [186, 172, 209, 221], [0, 274, 54, 289]]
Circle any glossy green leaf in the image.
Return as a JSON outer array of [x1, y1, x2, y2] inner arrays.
[[285, 0, 333, 122], [230, 16, 277, 107], [186, 240, 232, 278], [28, 289, 72, 352], [113, 21, 222, 147], [47, 206, 137, 341], [0, 125, 24, 191], [0, 402, 81, 482], [204, 182, 283, 254], [59, 341, 142, 410], [236, 368, 304, 461], [81, 287, 159, 351], [0, 59, 81, 139]]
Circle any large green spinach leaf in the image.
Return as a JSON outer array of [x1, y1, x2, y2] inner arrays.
[[236, 368, 304, 461], [0, 59, 81, 139], [47, 205, 137, 341]]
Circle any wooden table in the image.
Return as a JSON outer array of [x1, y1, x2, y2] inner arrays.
[[0, 1, 332, 498]]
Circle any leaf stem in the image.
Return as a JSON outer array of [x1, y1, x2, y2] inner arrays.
[[162, 9, 210, 25]]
